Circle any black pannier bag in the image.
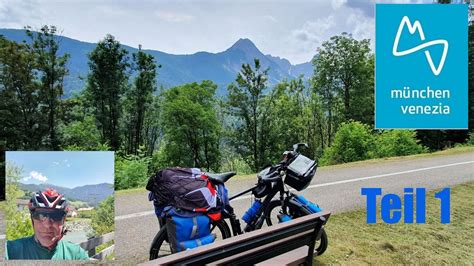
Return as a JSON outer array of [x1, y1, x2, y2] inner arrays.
[[146, 167, 219, 213], [284, 154, 317, 191]]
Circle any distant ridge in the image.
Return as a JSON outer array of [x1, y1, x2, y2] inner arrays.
[[0, 28, 313, 96], [19, 182, 113, 206]]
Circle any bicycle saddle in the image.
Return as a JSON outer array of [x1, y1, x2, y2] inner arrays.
[[205, 172, 236, 184]]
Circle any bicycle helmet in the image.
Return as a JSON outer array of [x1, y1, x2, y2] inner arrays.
[[28, 188, 69, 214]]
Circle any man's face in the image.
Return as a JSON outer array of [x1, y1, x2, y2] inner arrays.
[[32, 210, 65, 248]]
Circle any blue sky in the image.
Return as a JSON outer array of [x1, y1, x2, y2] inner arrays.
[[0, 0, 445, 64], [6, 151, 114, 188]]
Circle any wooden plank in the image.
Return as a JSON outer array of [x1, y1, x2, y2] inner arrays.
[[79, 232, 115, 252], [92, 244, 115, 260], [141, 211, 330, 266], [213, 231, 309, 265], [257, 246, 308, 266]]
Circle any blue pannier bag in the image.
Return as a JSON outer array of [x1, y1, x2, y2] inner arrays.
[[178, 234, 216, 251], [277, 214, 293, 223], [294, 195, 322, 213], [166, 214, 216, 253]]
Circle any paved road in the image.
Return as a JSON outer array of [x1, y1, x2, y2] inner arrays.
[[115, 152, 474, 264]]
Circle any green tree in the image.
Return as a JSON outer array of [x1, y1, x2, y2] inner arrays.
[[26, 25, 70, 150], [161, 81, 221, 171], [86, 34, 129, 151], [124, 47, 158, 154], [312, 33, 374, 145], [143, 94, 163, 156], [6, 162, 34, 240], [270, 77, 321, 160], [0, 36, 45, 150], [90, 195, 114, 236], [227, 59, 278, 171], [58, 93, 108, 150]]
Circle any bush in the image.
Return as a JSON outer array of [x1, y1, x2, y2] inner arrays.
[[59, 115, 109, 151], [319, 121, 373, 165], [77, 210, 93, 219], [6, 162, 34, 240], [220, 148, 253, 174], [115, 154, 150, 190], [467, 132, 474, 146], [90, 196, 114, 236], [373, 130, 427, 158]]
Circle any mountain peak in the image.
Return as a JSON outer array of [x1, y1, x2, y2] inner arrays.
[[228, 38, 260, 54]]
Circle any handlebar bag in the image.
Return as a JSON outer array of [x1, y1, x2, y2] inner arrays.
[[166, 214, 216, 253], [285, 155, 317, 191]]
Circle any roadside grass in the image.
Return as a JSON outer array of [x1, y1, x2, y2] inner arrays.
[[66, 217, 91, 223], [320, 145, 474, 171], [115, 187, 148, 196], [115, 145, 474, 194], [0, 200, 5, 211], [315, 181, 474, 264]]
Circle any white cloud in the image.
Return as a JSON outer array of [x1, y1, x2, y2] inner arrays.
[[332, 0, 348, 10], [263, 15, 277, 23], [289, 15, 336, 59], [23, 171, 48, 183], [53, 161, 60, 165], [0, 0, 44, 28], [155, 11, 194, 23], [347, 10, 375, 50]]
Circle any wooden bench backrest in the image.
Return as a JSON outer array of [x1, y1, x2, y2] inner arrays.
[[142, 210, 331, 266]]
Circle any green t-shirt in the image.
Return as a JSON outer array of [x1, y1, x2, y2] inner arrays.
[[6, 235, 90, 260]]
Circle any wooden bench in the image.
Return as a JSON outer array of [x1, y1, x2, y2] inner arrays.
[[79, 231, 114, 260], [141, 211, 331, 266]]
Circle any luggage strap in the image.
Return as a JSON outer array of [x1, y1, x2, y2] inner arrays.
[[190, 216, 199, 239]]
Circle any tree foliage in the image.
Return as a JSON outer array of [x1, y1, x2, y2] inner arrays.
[[86, 34, 129, 151], [124, 48, 158, 154], [6, 162, 34, 240], [0, 36, 45, 150], [90, 195, 114, 236], [160, 81, 221, 171], [2, 27, 470, 192], [115, 151, 150, 190], [319, 121, 374, 165], [26, 25, 70, 150], [227, 59, 276, 171], [312, 33, 374, 145], [374, 130, 427, 158]]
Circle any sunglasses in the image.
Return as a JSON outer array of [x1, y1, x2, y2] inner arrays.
[[32, 212, 65, 223]]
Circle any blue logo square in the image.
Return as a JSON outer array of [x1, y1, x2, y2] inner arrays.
[[375, 4, 468, 129]]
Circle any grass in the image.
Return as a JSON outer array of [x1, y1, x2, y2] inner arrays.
[[116, 146, 474, 194], [115, 186, 148, 196], [320, 145, 474, 170], [0, 200, 5, 211], [314, 181, 474, 264], [67, 217, 91, 223]]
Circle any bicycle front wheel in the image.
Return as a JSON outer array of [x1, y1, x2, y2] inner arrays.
[[149, 218, 232, 260], [264, 200, 328, 256]]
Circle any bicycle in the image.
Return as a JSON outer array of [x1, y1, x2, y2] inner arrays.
[[149, 143, 328, 260]]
